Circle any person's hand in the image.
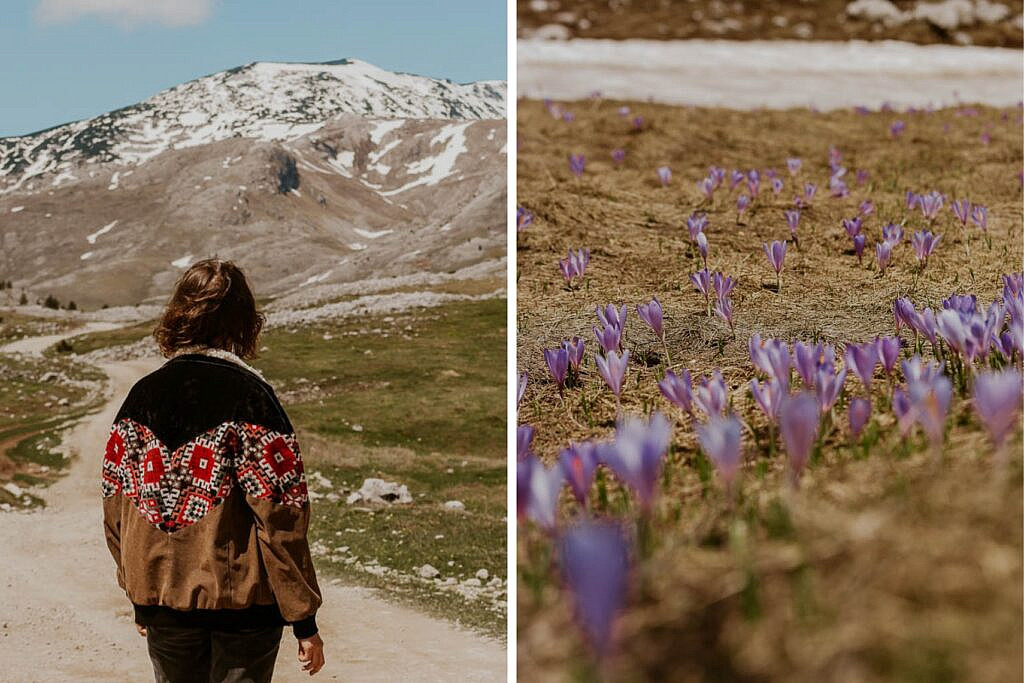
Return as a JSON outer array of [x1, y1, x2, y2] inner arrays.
[[134, 623, 147, 637], [297, 633, 325, 676]]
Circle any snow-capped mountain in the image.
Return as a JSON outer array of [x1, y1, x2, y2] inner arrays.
[[0, 60, 506, 309], [0, 59, 506, 192]]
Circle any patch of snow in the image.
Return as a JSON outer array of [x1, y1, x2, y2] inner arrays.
[[383, 122, 471, 195], [80, 251, 93, 260], [369, 119, 404, 144], [171, 254, 193, 268], [86, 220, 118, 244], [301, 271, 332, 286], [517, 38, 1024, 110], [108, 172, 120, 190], [353, 228, 394, 239], [10, 206, 24, 213], [348, 242, 368, 251]]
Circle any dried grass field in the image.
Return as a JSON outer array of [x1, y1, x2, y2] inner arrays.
[[515, 98, 1023, 682]]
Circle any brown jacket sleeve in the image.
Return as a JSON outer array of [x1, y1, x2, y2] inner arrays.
[[102, 495, 126, 590], [238, 427, 322, 637]]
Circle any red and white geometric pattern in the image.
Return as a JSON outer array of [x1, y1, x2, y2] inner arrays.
[[102, 419, 308, 532]]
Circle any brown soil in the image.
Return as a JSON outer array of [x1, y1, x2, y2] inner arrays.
[[516, 99, 1023, 681], [518, 0, 1023, 48]]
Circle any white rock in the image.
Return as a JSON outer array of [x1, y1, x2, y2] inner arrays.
[[3, 483, 24, 497], [351, 478, 412, 505], [443, 500, 466, 511], [912, 0, 975, 30], [351, 424, 363, 432], [975, 0, 1010, 23], [530, 23, 571, 40], [846, 0, 906, 26], [475, 569, 489, 580], [418, 564, 440, 579], [462, 578, 482, 587]]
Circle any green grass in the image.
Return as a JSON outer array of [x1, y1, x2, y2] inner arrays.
[[254, 298, 507, 637], [0, 311, 78, 344], [59, 319, 155, 355]]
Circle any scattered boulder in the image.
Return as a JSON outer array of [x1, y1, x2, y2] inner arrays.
[[418, 564, 440, 579], [346, 478, 412, 505], [475, 569, 489, 581], [443, 500, 466, 512]]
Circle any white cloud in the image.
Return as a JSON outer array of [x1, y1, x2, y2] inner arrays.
[[35, 0, 213, 28]]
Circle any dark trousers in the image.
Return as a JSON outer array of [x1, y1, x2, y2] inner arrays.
[[146, 624, 283, 683]]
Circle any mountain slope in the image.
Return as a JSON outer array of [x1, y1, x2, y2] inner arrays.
[[0, 60, 506, 309]]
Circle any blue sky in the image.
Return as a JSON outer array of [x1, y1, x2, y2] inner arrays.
[[0, 0, 507, 137]]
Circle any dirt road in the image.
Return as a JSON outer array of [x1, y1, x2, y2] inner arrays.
[[0, 334, 505, 682]]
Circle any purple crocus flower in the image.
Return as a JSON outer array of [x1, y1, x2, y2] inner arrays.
[[691, 268, 713, 314], [875, 241, 892, 275], [569, 154, 585, 177], [714, 295, 734, 332], [907, 371, 952, 450], [694, 370, 729, 416], [562, 336, 585, 372], [906, 190, 921, 210], [881, 223, 903, 246], [518, 372, 528, 407], [656, 166, 671, 187], [658, 369, 694, 414], [750, 377, 783, 422], [792, 341, 823, 386], [804, 183, 818, 203], [526, 456, 564, 533], [632, 116, 644, 130], [598, 413, 672, 510], [860, 202, 875, 218], [893, 297, 918, 333], [595, 349, 630, 397], [561, 247, 591, 283], [890, 120, 906, 138], [856, 169, 870, 185], [713, 271, 737, 301], [845, 342, 879, 393], [687, 212, 708, 241], [951, 199, 971, 226], [815, 364, 847, 414], [611, 149, 626, 165], [559, 520, 630, 655], [736, 194, 750, 218], [771, 177, 784, 194], [848, 398, 871, 439], [697, 177, 715, 200], [852, 234, 866, 263], [749, 334, 792, 389], [787, 158, 802, 176], [919, 191, 944, 221], [784, 209, 800, 240], [911, 230, 941, 268], [544, 347, 570, 395], [970, 205, 988, 232], [875, 336, 902, 375], [517, 206, 533, 231], [709, 166, 726, 187], [696, 231, 709, 266], [517, 423, 535, 461], [747, 170, 761, 197], [842, 216, 863, 238], [695, 415, 743, 491], [636, 298, 664, 341], [829, 176, 849, 198], [517, 454, 532, 519], [972, 368, 1023, 448], [597, 303, 628, 332], [779, 392, 820, 485], [730, 170, 746, 190], [593, 324, 622, 355], [559, 442, 598, 506], [764, 240, 787, 291]]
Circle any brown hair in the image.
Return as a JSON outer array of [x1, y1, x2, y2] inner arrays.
[[154, 259, 264, 359]]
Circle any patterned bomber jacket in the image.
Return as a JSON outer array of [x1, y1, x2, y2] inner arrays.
[[101, 351, 322, 638]]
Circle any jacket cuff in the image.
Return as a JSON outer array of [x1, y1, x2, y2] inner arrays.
[[291, 615, 318, 639]]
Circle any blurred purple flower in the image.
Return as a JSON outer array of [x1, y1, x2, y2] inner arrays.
[[659, 369, 694, 414], [696, 415, 744, 491], [856, 169, 870, 185], [787, 158, 802, 176], [784, 209, 800, 239], [875, 241, 892, 275], [848, 398, 871, 439], [779, 392, 820, 484], [919, 191, 944, 221], [690, 268, 713, 311], [697, 231, 709, 266], [709, 166, 726, 187], [526, 456, 564, 533], [736, 194, 751, 217], [859, 200, 875, 216], [875, 336, 902, 375], [749, 334, 792, 389], [771, 177, 784, 194], [730, 170, 746, 190], [793, 341, 824, 386], [764, 241, 787, 289], [750, 377, 783, 422], [714, 296, 734, 332], [842, 216, 863, 238], [973, 369, 1023, 448], [881, 222, 903, 246], [694, 370, 729, 417], [517, 206, 533, 231], [853, 234, 867, 263], [713, 271, 737, 301], [518, 372, 528, 407], [611, 149, 626, 165], [970, 205, 988, 232], [697, 177, 715, 200], [687, 212, 708, 241], [656, 166, 671, 187], [911, 230, 941, 268], [637, 297, 664, 341], [804, 183, 818, 203], [593, 324, 622, 355], [598, 413, 672, 510], [544, 347, 570, 395], [569, 153, 585, 177], [595, 349, 630, 397], [559, 442, 599, 506], [815, 364, 848, 414], [890, 120, 906, 138], [559, 520, 630, 655], [632, 116, 644, 130], [517, 423, 535, 461], [845, 342, 879, 393], [747, 170, 761, 197], [906, 190, 921, 210], [951, 199, 971, 226]]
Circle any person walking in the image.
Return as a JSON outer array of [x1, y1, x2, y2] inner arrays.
[[101, 259, 325, 681]]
